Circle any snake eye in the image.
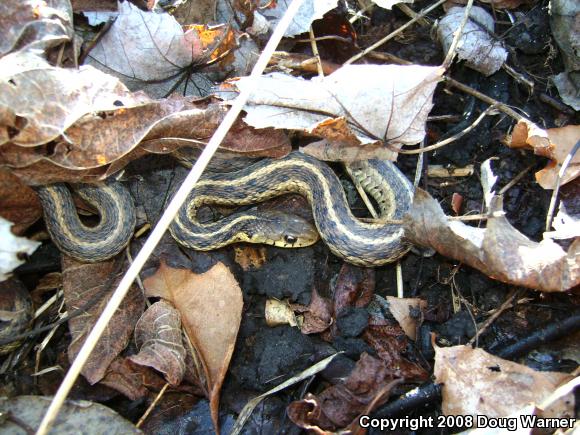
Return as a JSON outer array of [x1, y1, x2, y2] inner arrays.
[[284, 235, 297, 244]]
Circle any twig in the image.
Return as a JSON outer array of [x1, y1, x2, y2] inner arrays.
[[399, 105, 497, 155], [396, 262, 404, 298], [396, 3, 430, 27], [308, 26, 324, 77], [445, 76, 524, 121], [135, 382, 170, 428], [545, 139, 580, 232], [467, 289, 519, 346], [442, 0, 475, 68], [345, 0, 447, 65], [34, 1, 307, 433], [497, 164, 534, 196]]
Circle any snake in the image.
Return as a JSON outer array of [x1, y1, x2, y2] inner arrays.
[[35, 152, 414, 267]]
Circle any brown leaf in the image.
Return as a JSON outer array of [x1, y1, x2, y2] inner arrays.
[[0, 1, 71, 57], [130, 300, 186, 386], [0, 54, 151, 147], [143, 261, 243, 433], [233, 65, 444, 150], [405, 188, 580, 292], [0, 168, 41, 234], [333, 264, 375, 315], [299, 287, 334, 334], [509, 122, 580, 189], [287, 353, 400, 431], [233, 246, 267, 271], [63, 256, 145, 384], [100, 357, 149, 400], [434, 345, 575, 419], [363, 325, 429, 381], [382, 296, 426, 341]]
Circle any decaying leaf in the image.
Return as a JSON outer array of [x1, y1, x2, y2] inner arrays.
[[368, 295, 426, 340], [265, 298, 300, 327], [437, 6, 507, 76], [86, 1, 234, 97], [100, 357, 149, 401], [232, 64, 443, 152], [0, 0, 72, 57], [333, 264, 375, 315], [404, 188, 580, 292], [0, 53, 152, 147], [130, 300, 186, 386], [0, 217, 40, 282], [256, 0, 339, 37], [234, 246, 267, 271], [287, 353, 400, 431], [63, 256, 145, 385], [0, 395, 141, 434], [298, 288, 334, 334], [434, 345, 575, 420], [143, 261, 243, 433], [0, 168, 41, 234], [509, 121, 580, 189]]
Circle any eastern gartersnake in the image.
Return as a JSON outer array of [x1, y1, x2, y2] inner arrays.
[[36, 152, 414, 266]]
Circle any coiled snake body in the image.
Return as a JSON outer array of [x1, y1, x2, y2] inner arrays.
[[36, 152, 414, 267]]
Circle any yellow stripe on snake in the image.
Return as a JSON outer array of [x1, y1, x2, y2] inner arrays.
[[36, 152, 414, 267]]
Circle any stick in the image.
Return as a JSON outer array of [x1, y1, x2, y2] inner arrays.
[[34, 1, 306, 433]]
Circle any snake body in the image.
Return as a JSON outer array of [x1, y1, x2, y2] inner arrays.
[[36, 152, 414, 266]]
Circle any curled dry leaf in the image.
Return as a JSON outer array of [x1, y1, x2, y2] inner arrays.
[[62, 256, 145, 385], [434, 345, 575, 420], [130, 300, 186, 386], [0, 168, 41, 234], [143, 261, 243, 433], [287, 353, 400, 431], [299, 287, 333, 334], [232, 64, 443, 153], [437, 6, 507, 76], [265, 298, 300, 327], [509, 121, 580, 189], [0, 0, 72, 57], [404, 188, 580, 292], [0, 217, 40, 282], [0, 53, 151, 147]]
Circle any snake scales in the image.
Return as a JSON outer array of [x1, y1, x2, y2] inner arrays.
[[36, 152, 414, 267]]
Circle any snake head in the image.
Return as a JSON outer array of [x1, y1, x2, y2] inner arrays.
[[247, 210, 319, 248]]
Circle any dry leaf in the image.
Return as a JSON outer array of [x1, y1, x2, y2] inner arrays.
[[437, 6, 507, 76], [0, 217, 40, 282], [376, 296, 426, 340], [0, 168, 41, 234], [257, 0, 338, 37], [404, 188, 580, 292], [0, 52, 151, 147], [143, 261, 243, 433], [434, 345, 575, 420], [265, 299, 300, 327], [232, 64, 443, 152], [63, 256, 145, 385], [100, 357, 149, 401], [299, 288, 333, 334], [86, 1, 233, 97], [510, 121, 580, 189], [0, 0, 72, 57], [234, 246, 267, 271], [130, 300, 186, 386], [287, 353, 399, 431], [0, 396, 141, 434]]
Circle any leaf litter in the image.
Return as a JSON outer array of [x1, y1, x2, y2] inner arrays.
[[1, 0, 579, 433]]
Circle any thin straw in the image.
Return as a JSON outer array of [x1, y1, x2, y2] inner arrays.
[[35, 1, 305, 433]]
